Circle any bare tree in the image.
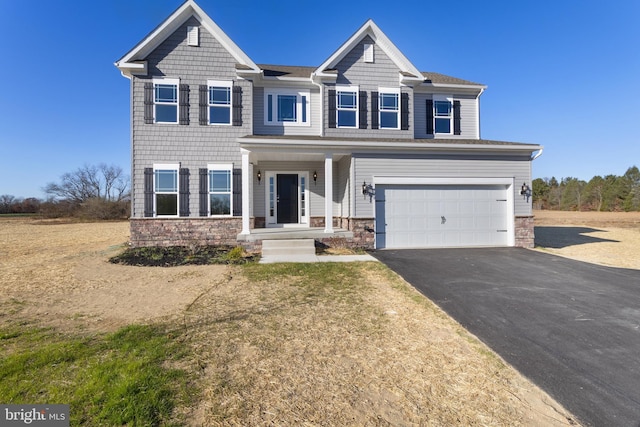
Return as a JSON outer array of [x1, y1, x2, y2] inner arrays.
[[44, 164, 130, 203]]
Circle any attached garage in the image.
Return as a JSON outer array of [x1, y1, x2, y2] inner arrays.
[[374, 178, 515, 249]]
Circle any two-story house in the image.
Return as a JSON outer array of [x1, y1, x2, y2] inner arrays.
[[115, 0, 542, 250]]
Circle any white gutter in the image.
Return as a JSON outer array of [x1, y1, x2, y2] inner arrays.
[[531, 147, 544, 160]]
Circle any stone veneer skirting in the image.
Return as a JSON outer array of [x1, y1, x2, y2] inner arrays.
[[514, 215, 535, 248], [129, 217, 245, 248], [130, 215, 532, 250]]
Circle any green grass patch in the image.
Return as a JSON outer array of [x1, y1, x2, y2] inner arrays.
[[110, 245, 258, 267], [0, 324, 192, 426]]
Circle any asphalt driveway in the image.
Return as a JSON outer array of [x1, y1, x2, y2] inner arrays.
[[373, 248, 640, 427]]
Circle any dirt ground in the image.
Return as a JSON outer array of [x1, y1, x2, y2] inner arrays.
[[534, 210, 640, 269], [4, 215, 624, 425]]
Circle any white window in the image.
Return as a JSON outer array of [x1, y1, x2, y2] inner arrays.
[[208, 80, 232, 125], [154, 163, 179, 216], [208, 164, 233, 216], [153, 78, 179, 123], [379, 87, 400, 129], [264, 89, 310, 126], [434, 95, 453, 134], [336, 85, 358, 128]]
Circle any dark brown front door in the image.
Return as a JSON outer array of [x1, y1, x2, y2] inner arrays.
[[277, 174, 298, 223]]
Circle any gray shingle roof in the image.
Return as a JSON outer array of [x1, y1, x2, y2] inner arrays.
[[421, 72, 483, 86], [257, 64, 483, 86]]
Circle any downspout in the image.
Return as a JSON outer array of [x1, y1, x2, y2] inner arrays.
[[476, 87, 485, 139]]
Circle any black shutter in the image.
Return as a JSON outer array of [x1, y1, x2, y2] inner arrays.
[[400, 92, 409, 130], [144, 83, 154, 124], [426, 99, 434, 135], [232, 168, 242, 217], [232, 85, 243, 126], [453, 100, 461, 135], [199, 85, 208, 125], [199, 168, 208, 216], [179, 168, 190, 216], [359, 91, 368, 129], [144, 168, 154, 217], [371, 91, 379, 129], [328, 89, 336, 128], [179, 84, 190, 125]]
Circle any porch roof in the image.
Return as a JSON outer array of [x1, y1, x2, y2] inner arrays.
[[238, 135, 542, 159]]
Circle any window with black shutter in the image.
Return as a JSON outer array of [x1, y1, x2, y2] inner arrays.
[[426, 99, 434, 135], [232, 168, 242, 216], [199, 85, 208, 125], [143, 167, 154, 216], [328, 89, 336, 128], [453, 100, 461, 135], [232, 85, 242, 126], [359, 91, 368, 129], [179, 168, 190, 216], [371, 91, 379, 129], [179, 84, 190, 125], [199, 168, 208, 216], [144, 83, 154, 124], [401, 92, 409, 130]]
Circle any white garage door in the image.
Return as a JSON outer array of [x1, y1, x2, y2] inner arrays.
[[375, 184, 509, 249]]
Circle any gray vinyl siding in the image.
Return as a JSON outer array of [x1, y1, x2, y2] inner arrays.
[[352, 153, 533, 218], [252, 85, 321, 136], [325, 36, 412, 139], [131, 17, 251, 218], [414, 93, 478, 139]]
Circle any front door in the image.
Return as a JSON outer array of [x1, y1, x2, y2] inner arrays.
[[276, 174, 298, 223]]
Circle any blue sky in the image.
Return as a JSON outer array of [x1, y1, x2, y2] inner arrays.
[[1, 0, 638, 198]]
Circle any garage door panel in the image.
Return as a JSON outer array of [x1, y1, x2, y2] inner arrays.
[[376, 184, 510, 249]]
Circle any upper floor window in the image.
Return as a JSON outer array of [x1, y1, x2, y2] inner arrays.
[[208, 164, 232, 216], [208, 80, 232, 125], [434, 96, 452, 134], [379, 87, 400, 129], [264, 89, 310, 126], [153, 78, 179, 123], [154, 164, 179, 216], [336, 86, 358, 128]]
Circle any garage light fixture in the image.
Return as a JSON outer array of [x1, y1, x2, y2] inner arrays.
[[257, 170, 261, 184], [362, 181, 374, 198]]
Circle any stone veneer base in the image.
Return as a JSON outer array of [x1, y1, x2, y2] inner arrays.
[[129, 215, 533, 250]]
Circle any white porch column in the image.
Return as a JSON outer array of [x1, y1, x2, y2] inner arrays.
[[324, 153, 334, 233], [240, 149, 250, 235]]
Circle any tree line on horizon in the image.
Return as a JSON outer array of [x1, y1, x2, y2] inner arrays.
[[0, 164, 130, 219], [533, 166, 640, 211]]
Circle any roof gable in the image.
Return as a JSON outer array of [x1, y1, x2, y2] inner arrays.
[[115, 0, 259, 77], [314, 19, 423, 84]]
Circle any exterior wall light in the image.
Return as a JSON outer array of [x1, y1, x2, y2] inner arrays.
[[313, 171, 317, 183], [257, 170, 261, 184], [520, 182, 531, 202]]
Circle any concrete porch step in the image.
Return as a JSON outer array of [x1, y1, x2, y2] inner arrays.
[[261, 239, 316, 257]]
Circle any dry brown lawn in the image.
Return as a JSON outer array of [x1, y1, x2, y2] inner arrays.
[[0, 216, 594, 426], [534, 210, 640, 269]]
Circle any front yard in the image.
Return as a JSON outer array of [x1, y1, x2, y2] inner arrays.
[[0, 218, 575, 425]]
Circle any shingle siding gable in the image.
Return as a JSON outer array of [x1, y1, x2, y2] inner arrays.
[[131, 16, 251, 218], [325, 36, 412, 139]]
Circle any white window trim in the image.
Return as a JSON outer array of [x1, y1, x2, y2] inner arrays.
[[336, 85, 359, 128], [433, 94, 453, 135], [207, 80, 233, 126], [152, 78, 180, 124], [207, 163, 233, 217], [153, 163, 180, 217], [378, 87, 400, 130], [264, 89, 310, 127]]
